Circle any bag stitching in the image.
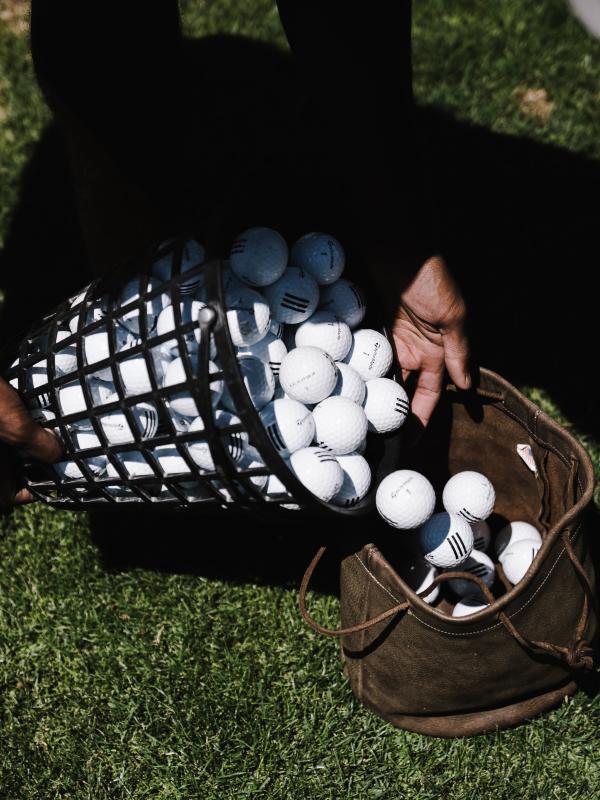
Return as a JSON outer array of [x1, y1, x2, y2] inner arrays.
[[354, 525, 582, 637]]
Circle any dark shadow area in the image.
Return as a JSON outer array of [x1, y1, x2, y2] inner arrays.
[[1, 34, 598, 593]]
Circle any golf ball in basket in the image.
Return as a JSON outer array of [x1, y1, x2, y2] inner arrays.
[[164, 358, 223, 416], [290, 232, 345, 285], [471, 520, 492, 552], [495, 521, 542, 560], [116, 276, 164, 335], [221, 355, 275, 412], [362, 377, 409, 433], [331, 453, 372, 507], [395, 556, 440, 605], [442, 471, 496, 523], [155, 300, 216, 358], [445, 549, 495, 598], [225, 284, 271, 346], [97, 402, 158, 445], [500, 538, 542, 585], [319, 278, 366, 329], [329, 362, 366, 405], [83, 325, 136, 379], [152, 238, 206, 295], [294, 309, 352, 361], [107, 451, 155, 478], [229, 227, 288, 287], [187, 410, 249, 471], [312, 396, 368, 455], [259, 398, 315, 458], [452, 596, 489, 617], [420, 512, 474, 569], [279, 346, 337, 404], [237, 332, 287, 377], [236, 445, 269, 491], [263, 267, 319, 324], [118, 354, 153, 397], [289, 446, 343, 503], [54, 330, 78, 376], [343, 329, 393, 381], [376, 470, 436, 530]]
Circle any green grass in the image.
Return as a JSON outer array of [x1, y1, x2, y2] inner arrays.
[[1, 1, 600, 797]]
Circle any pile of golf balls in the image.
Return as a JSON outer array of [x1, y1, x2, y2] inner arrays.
[[9, 228, 409, 508], [375, 467, 543, 615]]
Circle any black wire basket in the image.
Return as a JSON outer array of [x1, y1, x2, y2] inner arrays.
[[4, 236, 401, 515]]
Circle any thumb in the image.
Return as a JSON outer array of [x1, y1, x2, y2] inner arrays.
[[442, 322, 471, 390], [20, 420, 64, 464]]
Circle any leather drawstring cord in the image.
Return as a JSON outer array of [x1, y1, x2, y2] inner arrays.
[[298, 534, 595, 670]]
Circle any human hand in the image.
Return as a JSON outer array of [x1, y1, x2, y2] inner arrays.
[[0, 378, 63, 506], [390, 255, 470, 428]]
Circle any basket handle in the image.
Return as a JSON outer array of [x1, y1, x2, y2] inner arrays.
[[299, 534, 595, 669]]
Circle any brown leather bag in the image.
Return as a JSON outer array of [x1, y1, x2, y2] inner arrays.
[[299, 368, 598, 737]]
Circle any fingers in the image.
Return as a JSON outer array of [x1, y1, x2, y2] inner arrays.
[[442, 322, 470, 390], [409, 365, 444, 428], [21, 422, 63, 464], [14, 487, 35, 504], [0, 379, 63, 463]]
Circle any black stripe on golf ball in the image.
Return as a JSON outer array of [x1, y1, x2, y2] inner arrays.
[[459, 507, 481, 523]]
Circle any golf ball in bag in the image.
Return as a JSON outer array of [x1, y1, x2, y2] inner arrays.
[[294, 310, 352, 361], [445, 549, 495, 598], [343, 329, 393, 381], [225, 284, 271, 346], [362, 377, 409, 434], [187, 411, 249, 471], [329, 362, 366, 405], [495, 521, 542, 560], [229, 227, 288, 287], [289, 446, 343, 503], [500, 538, 542, 585], [376, 470, 436, 530], [395, 556, 440, 605], [311, 396, 368, 455], [319, 278, 366, 329], [152, 238, 206, 295], [221, 355, 275, 412], [420, 512, 474, 569], [332, 452, 372, 507], [259, 398, 315, 458], [290, 232, 345, 286], [262, 267, 319, 324], [237, 332, 288, 377], [279, 346, 337, 404], [452, 596, 489, 617], [471, 520, 492, 552], [442, 471, 495, 523]]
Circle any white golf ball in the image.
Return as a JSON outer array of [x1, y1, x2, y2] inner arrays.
[[152, 238, 206, 295], [471, 520, 492, 553], [319, 278, 366, 328], [362, 377, 409, 433], [395, 556, 440, 605], [89, 376, 118, 406], [225, 284, 271, 346], [164, 358, 223, 416], [259, 398, 315, 458], [236, 445, 269, 491], [58, 381, 88, 415], [329, 362, 365, 405], [289, 446, 343, 503], [290, 232, 345, 285], [331, 452, 371, 507], [442, 471, 496, 523], [501, 538, 542, 585], [279, 346, 337, 404], [28, 360, 49, 390], [263, 470, 292, 500], [107, 451, 155, 478], [495, 521, 542, 561], [445, 549, 496, 598], [97, 402, 158, 445], [221, 355, 275, 412], [83, 325, 136, 380], [72, 429, 101, 450], [229, 227, 288, 287], [237, 333, 288, 377], [376, 470, 436, 530], [312, 396, 368, 455], [452, 597, 489, 617], [262, 267, 319, 324], [55, 461, 84, 481], [116, 276, 164, 335], [343, 329, 393, 381], [151, 444, 192, 476], [188, 410, 249, 471], [155, 300, 216, 358], [420, 512, 474, 569], [294, 309, 352, 361], [54, 330, 78, 376], [117, 354, 153, 397]]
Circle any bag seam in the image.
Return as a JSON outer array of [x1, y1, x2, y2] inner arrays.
[[353, 524, 583, 637]]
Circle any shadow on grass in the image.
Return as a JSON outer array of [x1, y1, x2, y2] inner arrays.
[[1, 34, 598, 595]]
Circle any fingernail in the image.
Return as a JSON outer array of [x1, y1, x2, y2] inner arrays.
[[463, 372, 471, 389]]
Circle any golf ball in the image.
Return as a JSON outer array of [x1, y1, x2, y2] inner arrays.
[[331, 452, 371, 507], [362, 377, 409, 433], [343, 329, 393, 381], [329, 362, 365, 405], [259, 398, 315, 458], [152, 238, 206, 295], [471, 520, 492, 552], [229, 227, 288, 287], [263, 267, 319, 324], [117, 354, 153, 397], [376, 470, 436, 530], [442, 471, 496, 523], [164, 358, 223, 416], [290, 232, 345, 285], [187, 410, 248, 471], [319, 278, 366, 328], [495, 521, 542, 561], [395, 555, 440, 605], [445, 549, 495, 598], [116, 275, 164, 335], [225, 284, 271, 346], [289, 446, 343, 503], [221, 355, 275, 412], [312, 396, 368, 455], [294, 309, 352, 361], [97, 402, 158, 445], [501, 538, 542, 585], [155, 300, 216, 358], [452, 596, 489, 617], [420, 512, 474, 569], [279, 346, 337, 404], [237, 332, 287, 377]]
